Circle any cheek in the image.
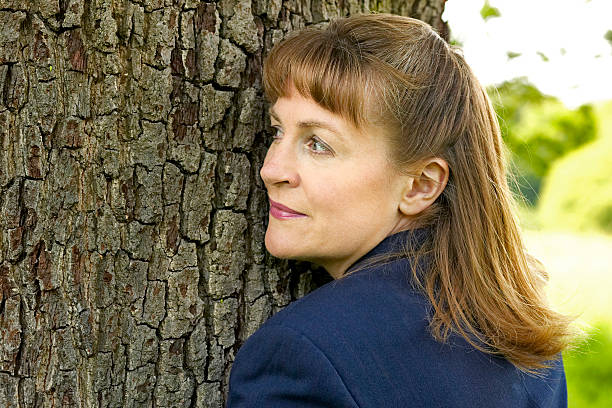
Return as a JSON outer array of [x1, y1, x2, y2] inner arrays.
[[354, 170, 397, 213], [312, 169, 384, 215]]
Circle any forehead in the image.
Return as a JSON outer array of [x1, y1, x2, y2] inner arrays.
[[268, 88, 363, 141]]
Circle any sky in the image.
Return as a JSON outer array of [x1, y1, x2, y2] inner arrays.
[[443, 0, 612, 108]]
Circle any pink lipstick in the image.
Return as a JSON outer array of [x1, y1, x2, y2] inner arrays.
[[269, 199, 307, 219]]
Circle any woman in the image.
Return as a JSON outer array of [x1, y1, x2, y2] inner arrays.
[[227, 13, 574, 407]]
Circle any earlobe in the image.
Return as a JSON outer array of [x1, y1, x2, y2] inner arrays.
[[398, 158, 449, 216]]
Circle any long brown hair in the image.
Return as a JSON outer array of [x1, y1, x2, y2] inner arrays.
[[262, 13, 575, 372]]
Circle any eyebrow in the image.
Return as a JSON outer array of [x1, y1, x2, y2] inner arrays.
[[268, 107, 345, 141]]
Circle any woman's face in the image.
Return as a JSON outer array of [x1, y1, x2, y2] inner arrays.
[[260, 85, 413, 278]]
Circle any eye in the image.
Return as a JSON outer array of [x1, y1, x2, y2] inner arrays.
[[306, 137, 332, 155], [270, 126, 283, 142], [269, 126, 333, 156]]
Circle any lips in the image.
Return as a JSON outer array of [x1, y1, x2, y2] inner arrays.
[[269, 199, 307, 218]]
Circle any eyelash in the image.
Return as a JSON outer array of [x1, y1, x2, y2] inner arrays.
[[270, 127, 332, 156]]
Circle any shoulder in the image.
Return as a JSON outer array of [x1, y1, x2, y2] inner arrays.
[[226, 263, 408, 406], [227, 322, 359, 407], [229, 260, 436, 406], [521, 358, 568, 408]]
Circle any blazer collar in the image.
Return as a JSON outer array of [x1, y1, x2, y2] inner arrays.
[[345, 227, 432, 275]]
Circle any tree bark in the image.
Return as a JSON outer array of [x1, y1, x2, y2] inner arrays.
[[0, 0, 447, 406]]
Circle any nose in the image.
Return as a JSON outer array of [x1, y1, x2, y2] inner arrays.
[[259, 141, 300, 187]]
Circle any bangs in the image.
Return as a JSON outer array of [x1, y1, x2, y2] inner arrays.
[[262, 27, 377, 129]]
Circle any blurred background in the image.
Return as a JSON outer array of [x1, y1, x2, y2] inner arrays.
[[444, 0, 612, 406]]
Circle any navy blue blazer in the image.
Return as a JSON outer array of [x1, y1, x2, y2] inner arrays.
[[227, 228, 567, 407]]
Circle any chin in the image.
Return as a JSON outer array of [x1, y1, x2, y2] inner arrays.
[[264, 231, 310, 261], [264, 232, 293, 259]]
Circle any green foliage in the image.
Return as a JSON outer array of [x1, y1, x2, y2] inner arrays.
[[449, 37, 464, 48], [506, 51, 521, 60], [538, 139, 612, 233], [538, 101, 612, 233], [564, 323, 612, 407], [604, 30, 612, 48], [512, 102, 596, 177], [488, 78, 597, 205], [480, 0, 501, 21]]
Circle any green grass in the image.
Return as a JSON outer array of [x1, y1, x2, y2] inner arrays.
[[564, 323, 612, 408]]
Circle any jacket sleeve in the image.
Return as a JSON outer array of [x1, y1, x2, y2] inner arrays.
[[226, 323, 359, 408]]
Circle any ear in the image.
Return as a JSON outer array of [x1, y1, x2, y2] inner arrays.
[[398, 158, 449, 216]]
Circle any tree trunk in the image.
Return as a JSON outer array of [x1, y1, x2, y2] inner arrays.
[[0, 0, 447, 406]]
